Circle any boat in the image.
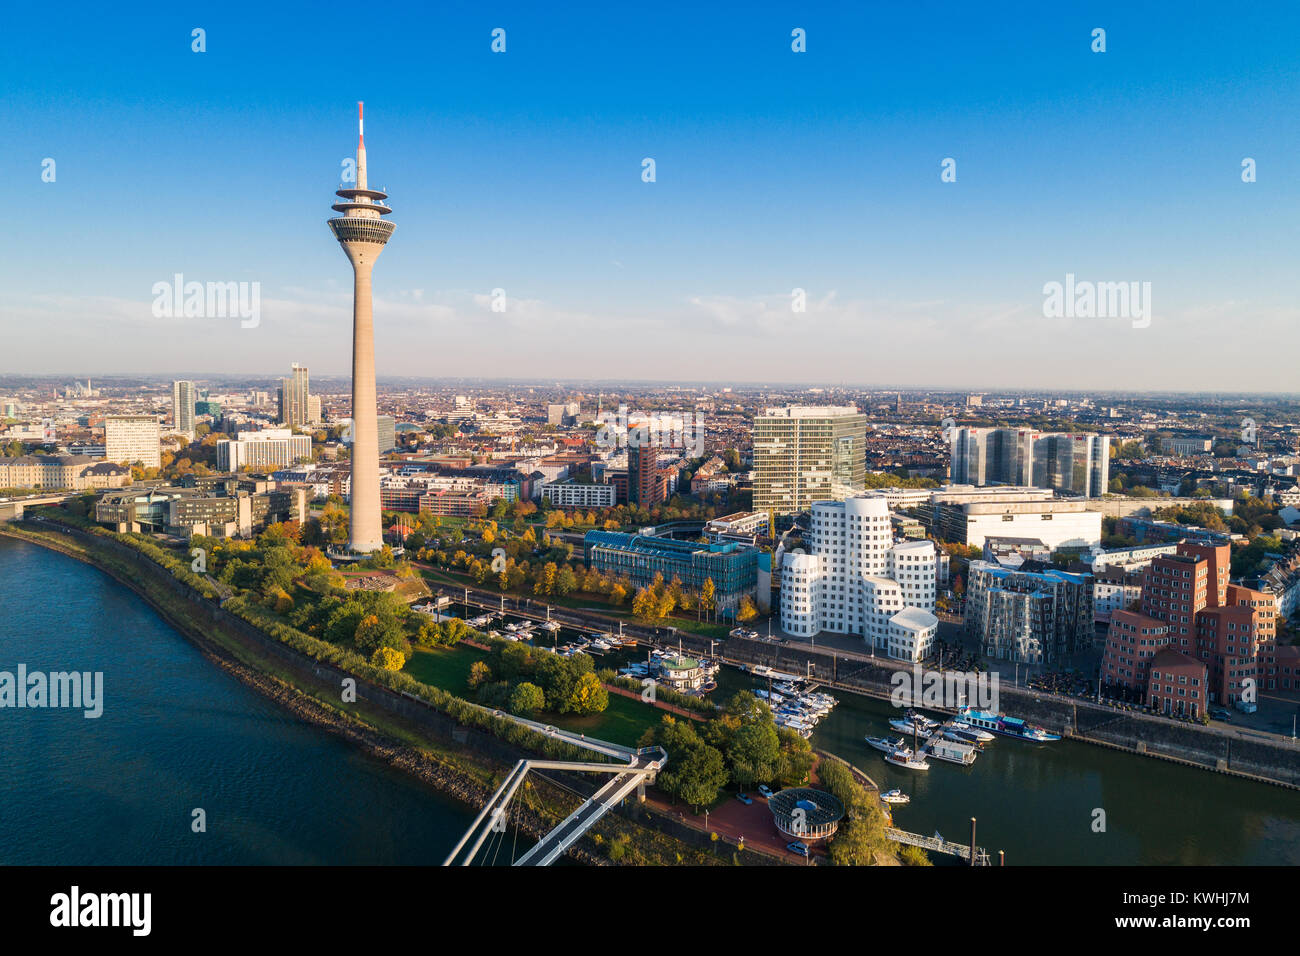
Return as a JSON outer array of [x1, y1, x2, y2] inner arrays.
[[889, 715, 938, 736], [944, 721, 995, 744], [958, 707, 1061, 742], [755, 689, 785, 704], [539, 620, 561, 632], [865, 735, 906, 754], [773, 681, 802, 696], [924, 738, 979, 766], [750, 665, 775, 678], [589, 640, 612, 652], [879, 789, 910, 805], [620, 662, 649, 677], [883, 747, 930, 771], [503, 622, 520, 633]]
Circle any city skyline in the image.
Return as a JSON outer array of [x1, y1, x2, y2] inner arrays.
[[3, 3, 1298, 389]]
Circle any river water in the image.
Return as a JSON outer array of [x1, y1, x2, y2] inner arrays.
[[0, 536, 477, 865]]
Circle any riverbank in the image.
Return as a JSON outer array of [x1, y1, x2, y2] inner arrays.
[[0, 522, 731, 867]]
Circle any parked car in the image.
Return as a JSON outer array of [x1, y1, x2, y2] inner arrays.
[[1209, 708, 1232, 721], [735, 792, 753, 805], [787, 841, 810, 857], [757, 784, 774, 799]]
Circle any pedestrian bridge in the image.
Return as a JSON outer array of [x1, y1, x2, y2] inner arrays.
[[443, 744, 667, 867], [885, 826, 990, 865]]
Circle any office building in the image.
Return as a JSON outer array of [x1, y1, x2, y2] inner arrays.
[[628, 442, 665, 509], [753, 406, 867, 516], [950, 428, 1110, 498], [583, 531, 759, 618], [541, 481, 617, 509], [104, 415, 162, 469], [377, 415, 396, 453], [171, 380, 197, 435], [216, 429, 312, 471], [278, 364, 312, 430]]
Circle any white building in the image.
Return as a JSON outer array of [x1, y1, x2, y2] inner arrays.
[[779, 494, 937, 652], [217, 429, 312, 471], [1083, 543, 1179, 572], [541, 481, 617, 509], [104, 415, 162, 469], [887, 606, 939, 662]]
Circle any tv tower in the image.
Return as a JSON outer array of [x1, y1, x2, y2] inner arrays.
[[328, 102, 395, 553]]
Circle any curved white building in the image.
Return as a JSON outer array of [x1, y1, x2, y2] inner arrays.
[[780, 494, 937, 652]]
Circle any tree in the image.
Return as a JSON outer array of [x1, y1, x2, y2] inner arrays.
[[370, 646, 406, 671], [509, 682, 546, 716], [468, 660, 492, 689], [700, 578, 717, 621], [659, 743, 729, 812], [567, 671, 609, 716], [736, 595, 758, 623]]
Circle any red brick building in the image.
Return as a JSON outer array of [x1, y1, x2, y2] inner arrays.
[[1146, 647, 1208, 718], [1100, 541, 1277, 707]]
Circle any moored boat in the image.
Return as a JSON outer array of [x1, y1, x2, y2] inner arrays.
[[958, 707, 1061, 742]]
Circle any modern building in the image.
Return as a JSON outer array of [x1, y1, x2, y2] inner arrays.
[[327, 102, 395, 553], [547, 402, 580, 426], [778, 494, 937, 651], [104, 415, 162, 469], [583, 530, 759, 617], [628, 441, 665, 509], [171, 380, 197, 435], [886, 605, 940, 662], [1083, 543, 1180, 572], [377, 415, 396, 454], [753, 406, 867, 516], [541, 481, 617, 509], [96, 478, 306, 539], [918, 497, 1102, 551], [964, 561, 1094, 665], [216, 429, 312, 471], [278, 364, 312, 430], [950, 428, 1110, 498]]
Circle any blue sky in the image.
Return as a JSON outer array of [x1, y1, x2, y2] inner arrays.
[[2, 1, 1298, 390]]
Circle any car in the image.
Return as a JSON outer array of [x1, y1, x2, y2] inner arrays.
[[786, 841, 810, 857], [735, 792, 753, 805], [1209, 708, 1232, 721], [757, 784, 774, 799]]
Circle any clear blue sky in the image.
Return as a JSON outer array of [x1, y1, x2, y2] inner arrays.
[[3, 1, 1298, 390]]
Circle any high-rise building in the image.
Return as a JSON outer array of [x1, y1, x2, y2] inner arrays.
[[171, 380, 197, 435], [950, 428, 1110, 498], [327, 102, 395, 553], [377, 415, 396, 454], [104, 415, 162, 469], [278, 364, 311, 430], [753, 406, 867, 516], [628, 441, 664, 509]]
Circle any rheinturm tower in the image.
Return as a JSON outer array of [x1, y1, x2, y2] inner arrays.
[[328, 102, 394, 553]]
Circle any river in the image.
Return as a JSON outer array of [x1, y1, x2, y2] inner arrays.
[[0, 536, 477, 865]]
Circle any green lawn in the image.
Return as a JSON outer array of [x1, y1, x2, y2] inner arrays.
[[402, 643, 664, 748]]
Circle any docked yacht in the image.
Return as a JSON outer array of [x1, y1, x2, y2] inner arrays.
[[539, 620, 561, 632], [924, 738, 979, 766], [958, 707, 1061, 742], [883, 747, 931, 771], [944, 721, 995, 744], [879, 789, 910, 805], [865, 735, 906, 754], [889, 712, 938, 736]]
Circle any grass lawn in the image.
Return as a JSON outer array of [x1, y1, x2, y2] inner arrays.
[[402, 643, 664, 748]]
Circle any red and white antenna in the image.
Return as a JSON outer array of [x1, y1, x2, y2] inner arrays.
[[358, 100, 365, 147]]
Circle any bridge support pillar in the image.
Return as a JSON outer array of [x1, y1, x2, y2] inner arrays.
[[637, 779, 646, 803]]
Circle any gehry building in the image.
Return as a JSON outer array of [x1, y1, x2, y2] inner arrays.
[[779, 494, 937, 656]]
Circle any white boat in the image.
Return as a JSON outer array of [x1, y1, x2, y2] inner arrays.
[[539, 620, 561, 632], [750, 665, 775, 678], [503, 622, 520, 632], [883, 747, 931, 771], [865, 735, 905, 754], [589, 640, 612, 652], [773, 681, 802, 696], [879, 789, 910, 805], [755, 689, 785, 704], [620, 662, 649, 677], [889, 716, 937, 736], [944, 721, 995, 744]]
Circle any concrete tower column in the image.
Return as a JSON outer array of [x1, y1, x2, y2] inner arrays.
[[327, 101, 395, 554]]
